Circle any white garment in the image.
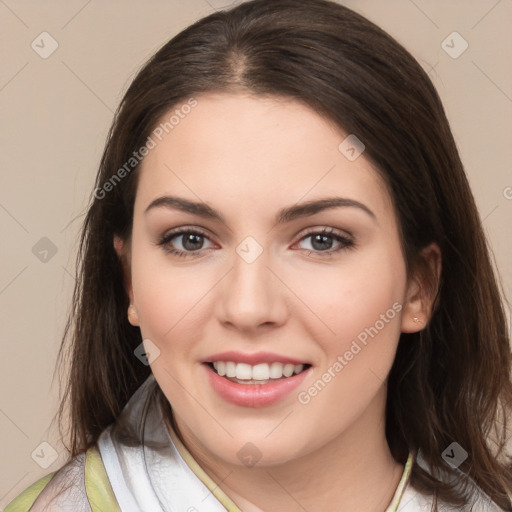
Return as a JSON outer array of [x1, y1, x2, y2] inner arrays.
[[98, 374, 227, 511], [96, 374, 505, 511]]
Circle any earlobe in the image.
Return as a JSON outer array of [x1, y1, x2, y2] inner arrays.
[[401, 243, 442, 333], [113, 235, 124, 258], [127, 303, 140, 326], [401, 277, 425, 333], [113, 235, 135, 309]]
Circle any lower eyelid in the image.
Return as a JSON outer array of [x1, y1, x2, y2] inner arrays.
[[296, 233, 353, 251], [163, 231, 212, 249], [158, 229, 354, 256]]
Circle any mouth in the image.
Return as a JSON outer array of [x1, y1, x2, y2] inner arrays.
[[205, 361, 312, 385]]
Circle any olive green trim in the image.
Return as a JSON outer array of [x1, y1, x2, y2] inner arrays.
[[84, 445, 122, 512], [3, 472, 55, 512], [167, 424, 243, 512], [386, 452, 415, 512]]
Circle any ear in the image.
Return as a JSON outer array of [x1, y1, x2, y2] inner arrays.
[[113, 235, 139, 326], [401, 242, 442, 333]]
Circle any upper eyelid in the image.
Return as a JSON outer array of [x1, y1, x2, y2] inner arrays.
[[158, 228, 355, 261], [160, 226, 353, 246]]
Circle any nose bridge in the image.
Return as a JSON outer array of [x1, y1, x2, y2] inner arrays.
[[217, 235, 287, 329]]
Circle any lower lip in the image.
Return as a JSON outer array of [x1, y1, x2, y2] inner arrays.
[[203, 363, 311, 408]]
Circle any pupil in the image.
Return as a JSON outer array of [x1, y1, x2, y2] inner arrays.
[[183, 233, 203, 250], [312, 234, 332, 251]]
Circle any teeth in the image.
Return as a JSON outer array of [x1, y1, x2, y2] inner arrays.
[[283, 364, 295, 377], [252, 363, 270, 380], [269, 362, 283, 379], [225, 361, 237, 378], [213, 361, 226, 376], [235, 363, 252, 380], [211, 361, 307, 381]]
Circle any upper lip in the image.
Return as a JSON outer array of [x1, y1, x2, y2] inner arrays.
[[204, 351, 310, 366]]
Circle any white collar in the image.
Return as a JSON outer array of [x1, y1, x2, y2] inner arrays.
[[98, 374, 228, 511], [97, 374, 503, 512]]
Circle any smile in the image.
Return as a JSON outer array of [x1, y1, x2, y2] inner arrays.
[[209, 361, 310, 383], [203, 362, 312, 408]]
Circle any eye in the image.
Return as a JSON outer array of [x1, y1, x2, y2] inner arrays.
[[156, 226, 355, 259], [157, 228, 215, 258], [295, 227, 355, 257]]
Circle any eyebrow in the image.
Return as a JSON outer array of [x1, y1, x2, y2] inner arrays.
[[144, 195, 376, 224]]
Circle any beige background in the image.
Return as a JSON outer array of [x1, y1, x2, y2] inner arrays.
[[0, 0, 511, 506]]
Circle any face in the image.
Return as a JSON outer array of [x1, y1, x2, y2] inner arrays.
[[116, 92, 428, 468]]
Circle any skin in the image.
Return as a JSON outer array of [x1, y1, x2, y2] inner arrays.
[[115, 92, 441, 512]]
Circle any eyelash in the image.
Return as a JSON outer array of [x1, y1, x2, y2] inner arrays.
[[156, 227, 355, 259]]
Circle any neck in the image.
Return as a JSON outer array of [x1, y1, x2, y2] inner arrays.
[[163, 386, 406, 512]]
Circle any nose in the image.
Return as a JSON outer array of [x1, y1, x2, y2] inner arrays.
[[215, 246, 289, 333]]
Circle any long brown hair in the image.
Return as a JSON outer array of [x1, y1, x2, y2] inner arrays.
[[55, 0, 512, 508]]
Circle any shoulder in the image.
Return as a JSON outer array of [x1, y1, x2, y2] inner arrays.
[[3, 446, 121, 512], [398, 451, 507, 512], [3, 472, 55, 512], [398, 481, 506, 511]]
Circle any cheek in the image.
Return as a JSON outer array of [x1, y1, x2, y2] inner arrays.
[[293, 254, 405, 428], [130, 241, 210, 341], [293, 247, 406, 349]]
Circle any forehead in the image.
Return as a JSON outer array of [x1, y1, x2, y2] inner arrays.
[[134, 93, 394, 223]]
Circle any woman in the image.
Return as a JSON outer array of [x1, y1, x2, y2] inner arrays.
[[6, 0, 512, 510]]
